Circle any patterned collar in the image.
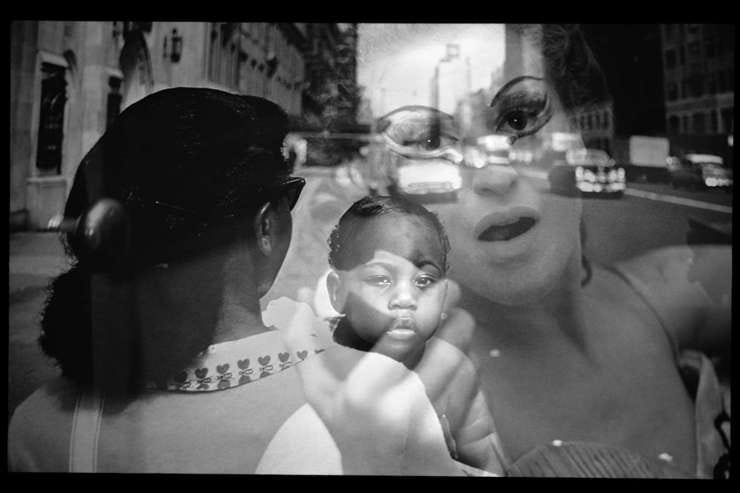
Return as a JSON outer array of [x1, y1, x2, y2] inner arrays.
[[145, 329, 326, 393]]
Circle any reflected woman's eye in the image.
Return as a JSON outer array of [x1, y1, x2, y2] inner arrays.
[[490, 77, 552, 141]]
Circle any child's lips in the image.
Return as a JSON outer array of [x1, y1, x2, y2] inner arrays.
[[386, 316, 417, 339]]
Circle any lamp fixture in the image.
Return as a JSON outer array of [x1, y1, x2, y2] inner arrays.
[[163, 28, 183, 63]]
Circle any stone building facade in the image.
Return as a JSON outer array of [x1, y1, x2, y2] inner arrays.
[[10, 21, 359, 230]]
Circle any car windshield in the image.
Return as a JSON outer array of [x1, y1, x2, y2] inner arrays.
[[566, 149, 611, 166]]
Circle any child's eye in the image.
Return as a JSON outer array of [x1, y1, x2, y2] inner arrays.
[[399, 132, 458, 152], [414, 275, 438, 289], [365, 275, 392, 288]]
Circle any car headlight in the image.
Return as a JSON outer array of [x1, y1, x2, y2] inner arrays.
[[583, 170, 596, 182], [617, 168, 626, 181], [575, 166, 584, 181], [608, 169, 617, 181]]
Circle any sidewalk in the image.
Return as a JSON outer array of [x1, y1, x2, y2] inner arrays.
[[8, 232, 70, 418]]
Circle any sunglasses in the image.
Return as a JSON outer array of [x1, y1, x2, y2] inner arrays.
[[376, 106, 464, 164], [265, 176, 306, 211], [117, 175, 306, 223]]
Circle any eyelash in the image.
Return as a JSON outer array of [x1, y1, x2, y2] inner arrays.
[[364, 275, 438, 289], [495, 98, 552, 140]]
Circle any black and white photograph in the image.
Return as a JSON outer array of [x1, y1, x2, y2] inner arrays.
[[8, 22, 733, 478]]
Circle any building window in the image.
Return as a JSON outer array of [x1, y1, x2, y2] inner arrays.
[[707, 74, 717, 95], [106, 77, 122, 130], [666, 83, 678, 101], [705, 38, 717, 58], [692, 112, 706, 135], [664, 24, 676, 42], [679, 45, 686, 65], [682, 115, 690, 133], [690, 75, 704, 98], [717, 69, 733, 93], [664, 49, 676, 69], [721, 107, 734, 134], [681, 79, 690, 99], [669, 115, 680, 134], [603, 110, 609, 129], [709, 110, 718, 134], [587, 114, 593, 130], [36, 63, 67, 176], [688, 41, 701, 58]]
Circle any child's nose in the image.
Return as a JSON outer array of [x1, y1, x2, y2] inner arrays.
[[388, 282, 418, 310]]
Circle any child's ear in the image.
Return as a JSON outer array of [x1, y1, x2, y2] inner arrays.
[[326, 270, 345, 314]]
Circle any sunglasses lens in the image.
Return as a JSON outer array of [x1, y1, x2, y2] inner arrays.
[[377, 106, 460, 159], [284, 178, 305, 210]]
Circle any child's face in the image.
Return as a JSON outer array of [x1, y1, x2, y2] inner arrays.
[[329, 213, 447, 358]]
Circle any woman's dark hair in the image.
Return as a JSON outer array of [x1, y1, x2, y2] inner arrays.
[[39, 88, 291, 389], [328, 195, 451, 272], [536, 24, 611, 112]]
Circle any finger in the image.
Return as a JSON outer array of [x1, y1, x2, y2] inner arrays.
[[342, 347, 416, 401], [277, 292, 341, 418], [415, 334, 476, 404], [413, 307, 477, 403]]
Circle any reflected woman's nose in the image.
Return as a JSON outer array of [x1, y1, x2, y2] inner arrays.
[[472, 164, 518, 196]]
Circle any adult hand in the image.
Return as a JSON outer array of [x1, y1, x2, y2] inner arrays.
[[279, 280, 480, 475]]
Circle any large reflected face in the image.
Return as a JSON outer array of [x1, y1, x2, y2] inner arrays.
[[329, 214, 447, 357], [422, 35, 584, 305]]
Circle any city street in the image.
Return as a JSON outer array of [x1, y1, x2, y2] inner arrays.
[[8, 161, 732, 417]]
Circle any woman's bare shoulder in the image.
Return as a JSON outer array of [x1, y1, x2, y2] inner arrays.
[[592, 245, 731, 354]]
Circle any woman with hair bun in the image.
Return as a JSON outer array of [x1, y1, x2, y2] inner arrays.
[[8, 87, 320, 473]]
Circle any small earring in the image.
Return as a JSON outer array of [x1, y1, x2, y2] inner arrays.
[[261, 237, 271, 250], [440, 312, 448, 321], [155, 263, 169, 270]]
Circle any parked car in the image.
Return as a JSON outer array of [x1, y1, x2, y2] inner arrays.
[[668, 154, 733, 191], [548, 148, 626, 198], [389, 158, 462, 201]]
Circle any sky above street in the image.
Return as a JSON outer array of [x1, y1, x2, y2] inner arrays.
[[357, 24, 504, 118]]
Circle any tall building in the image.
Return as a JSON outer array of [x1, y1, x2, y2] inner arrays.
[[10, 21, 360, 231], [660, 24, 734, 161], [430, 44, 471, 115]]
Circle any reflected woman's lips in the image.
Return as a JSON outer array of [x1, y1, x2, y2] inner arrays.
[[475, 207, 541, 242]]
